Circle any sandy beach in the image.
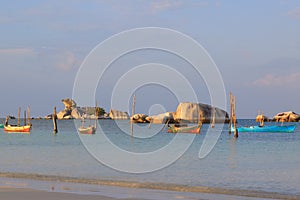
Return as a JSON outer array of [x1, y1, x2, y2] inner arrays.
[[1, 175, 300, 200], [0, 187, 124, 200]]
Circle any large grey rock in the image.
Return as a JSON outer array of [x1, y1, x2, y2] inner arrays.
[[256, 114, 269, 122], [131, 114, 149, 123], [174, 102, 228, 123], [109, 109, 129, 120], [273, 111, 300, 122], [57, 109, 72, 119], [71, 108, 85, 119], [61, 98, 77, 110], [147, 112, 175, 124]]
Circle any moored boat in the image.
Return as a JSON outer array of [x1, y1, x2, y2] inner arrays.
[[231, 124, 296, 133], [4, 107, 32, 133], [78, 102, 98, 135], [78, 125, 96, 134], [0, 124, 4, 128], [168, 123, 201, 134], [4, 125, 31, 133]]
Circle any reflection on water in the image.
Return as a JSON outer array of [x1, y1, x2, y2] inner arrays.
[[0, 119, 299, 196]]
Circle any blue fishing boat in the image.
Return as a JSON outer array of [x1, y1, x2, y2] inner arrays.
[[231, 124, 296, 133]]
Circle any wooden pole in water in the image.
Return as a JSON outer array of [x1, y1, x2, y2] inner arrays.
[[18, 107, 21, 126], [228, 92, 232, 134], [233, 96, 238, 138], [95, 101, 98, 129], [130, 95, 136, 136], [52, 107, 58, 134], [211, 106, 216, 128], [5, 116, 9, 126], [131, 94, 136, 119]]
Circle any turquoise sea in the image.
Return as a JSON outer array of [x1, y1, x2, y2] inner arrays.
[[0, 119, 299, 198]]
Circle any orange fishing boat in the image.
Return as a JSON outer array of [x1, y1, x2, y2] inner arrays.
[[4, 125, 31, 133], [4, 107, 31, 133]]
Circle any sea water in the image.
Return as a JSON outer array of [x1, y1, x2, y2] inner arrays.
[[0, 119, 299, 196]]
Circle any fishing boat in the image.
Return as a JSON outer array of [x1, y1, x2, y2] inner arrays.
[[4, 107, 31, 133], [168, 123, 202, 134], [4, 125, 31, 133], [78, 103, 98, 135], [231, 124, 296, 133], [78, 125, 96, 134]]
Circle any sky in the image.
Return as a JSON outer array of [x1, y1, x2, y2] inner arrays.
[[0, 0, 300, 118]]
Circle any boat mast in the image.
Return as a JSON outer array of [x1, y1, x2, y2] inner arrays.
[[94, 101, 98, 128], [24, 110, 27, 126], [18, 107, 21, 126], [27, 106, 31, 126]]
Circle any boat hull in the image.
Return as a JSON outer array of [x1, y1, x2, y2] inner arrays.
[[0, 124, 3, 128], [4, 125, 31, 133], [78, 126, 96, 134], [168, 124, 201, 134], [231, 125, 296, 133]]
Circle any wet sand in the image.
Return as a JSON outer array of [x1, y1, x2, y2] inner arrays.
[[1, 173, 300, 200], [0, 187, 142, 200]]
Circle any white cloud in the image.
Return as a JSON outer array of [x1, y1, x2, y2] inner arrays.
[[0, 48, 35, 55], [288, 7, 300, 19], [252, 72, 300, 87], [150, 0, 182, 13], [56, 51, 77, 71]]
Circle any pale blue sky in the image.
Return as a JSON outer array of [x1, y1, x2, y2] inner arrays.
[[0, 0, 299, 118]]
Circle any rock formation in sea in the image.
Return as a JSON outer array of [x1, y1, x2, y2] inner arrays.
[[109, 109, 129, 120], [256, 114, 269, 122], [131, 102, 229, 124], [147, 112, 175, 124], [272, 111, 300, 122], [173, 102, 229, 123], [131, 113, 152, 123], [62, 98, 77, 110]]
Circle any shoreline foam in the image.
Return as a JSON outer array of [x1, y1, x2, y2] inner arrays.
[[0, 172, 299, 199]]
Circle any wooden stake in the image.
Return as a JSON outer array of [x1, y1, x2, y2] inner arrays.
[[211, 107, 216, 128], [228, 92, 232, 134], [18, 107, 21, 126], [52, 107, 58, 134], [233, 96, 238, 138], [5, 116, 9, 126], [130, 95, 136, 136], [131, 94, 136, 118], [95, 101, 98, 129]]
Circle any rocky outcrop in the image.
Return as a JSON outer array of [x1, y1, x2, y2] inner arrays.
[[130, 103, 228, 124], [147, 112, 175, 124], [131, 114, 149, 123], [56, 99, 85, 120], [71, 108, 85, 119], [174, 102, 229, 123], [57, 109, 72, 119], [273, 111, 300, 122], [109, 109, 129, 120], [62, 98, 77, 110], [256, 114, 269, 122]]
